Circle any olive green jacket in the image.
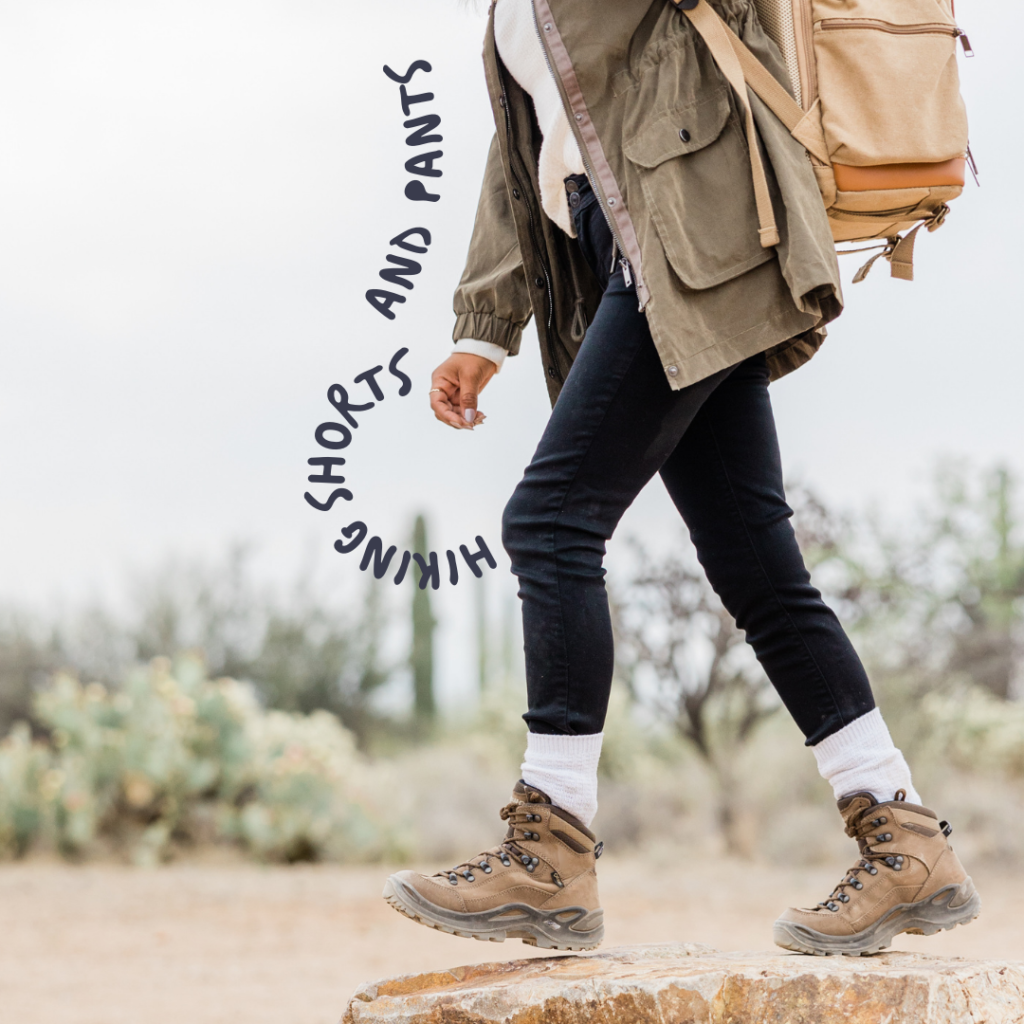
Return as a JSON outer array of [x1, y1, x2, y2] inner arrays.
[[452, 0, 843, 406]]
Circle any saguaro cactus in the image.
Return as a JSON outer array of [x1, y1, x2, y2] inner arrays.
[[410, 514, 436, 728]]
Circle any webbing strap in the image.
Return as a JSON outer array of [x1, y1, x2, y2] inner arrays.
[[888, 227, 919, 281], [682, 0, 780, 247], [727, 36, 831, 165]]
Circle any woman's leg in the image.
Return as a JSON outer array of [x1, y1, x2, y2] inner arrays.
[[658, 353, 984, 957], [501, 265, 736, 823], [502, 279, 726, 738], [658, 353, 918, 802]]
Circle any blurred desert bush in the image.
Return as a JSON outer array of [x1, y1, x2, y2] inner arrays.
[[2, 462, 1024, 869], [0, 655, 398, 865]]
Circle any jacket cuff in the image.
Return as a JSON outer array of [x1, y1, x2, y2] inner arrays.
[[452, 339, 507, 371], [452, 312, 523, 355]]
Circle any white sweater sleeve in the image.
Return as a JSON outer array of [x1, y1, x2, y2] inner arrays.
[[451, 339, 508, 371]]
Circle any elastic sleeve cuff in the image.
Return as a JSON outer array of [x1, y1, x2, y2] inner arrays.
[[452, 339, 507, 370], [452, 311, 523, 355]]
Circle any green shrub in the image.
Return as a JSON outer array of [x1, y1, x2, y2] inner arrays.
[[0, 722, 52, 857], [0, 656, 394, 864]]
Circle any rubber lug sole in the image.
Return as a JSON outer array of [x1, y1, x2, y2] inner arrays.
[[773, 877, 982, 956], [382, 874, 604, 952]]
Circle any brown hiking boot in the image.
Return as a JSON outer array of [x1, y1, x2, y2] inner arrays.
[[382, 780, 604, 951], [774, 790, 981, 955]]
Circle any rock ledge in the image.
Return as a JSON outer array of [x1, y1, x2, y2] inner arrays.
[[343, 943, 1024, 1024]]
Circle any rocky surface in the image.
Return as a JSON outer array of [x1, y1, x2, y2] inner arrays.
[[343, 942, 1024, 1024]]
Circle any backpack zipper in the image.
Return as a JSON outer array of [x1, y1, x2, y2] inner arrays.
[[954, 27, 974, 56], [817, 19, 973, 55], [818, 19, 955, 34], [966, 144, 980, 185], [819, 18, 970, 55]]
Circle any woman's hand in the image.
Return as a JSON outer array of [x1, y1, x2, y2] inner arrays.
[[429, 352, 498, 430]]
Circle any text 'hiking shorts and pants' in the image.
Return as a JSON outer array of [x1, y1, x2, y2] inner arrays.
[[501, 174, 874, 746]]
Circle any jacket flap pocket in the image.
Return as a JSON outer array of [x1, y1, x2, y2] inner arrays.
[[623, 88, 732, 169]]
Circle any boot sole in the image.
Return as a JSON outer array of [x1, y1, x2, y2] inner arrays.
[[773, 876, 982, 956], [382, 873, 605, 952]]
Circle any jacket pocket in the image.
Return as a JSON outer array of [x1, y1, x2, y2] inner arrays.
[[623, 86, 774, 291]]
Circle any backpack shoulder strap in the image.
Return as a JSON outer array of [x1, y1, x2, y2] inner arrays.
[[677, 0, 780, 247], [676, 1, 831, 185]]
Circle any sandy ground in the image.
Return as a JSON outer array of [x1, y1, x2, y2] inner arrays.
[[1, 854, 1021, 1024]]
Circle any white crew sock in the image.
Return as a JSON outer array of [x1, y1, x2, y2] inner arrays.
[[812, 708, 922, 805], [520, 731, 603, 828]]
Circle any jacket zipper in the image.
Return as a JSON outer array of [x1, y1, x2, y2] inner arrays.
[[530, 2, 643, 308], [498, 70, 555, 335], [818, 18, 973, 54]]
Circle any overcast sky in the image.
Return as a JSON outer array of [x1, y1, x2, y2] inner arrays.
[[0, 0, 1018, 706]]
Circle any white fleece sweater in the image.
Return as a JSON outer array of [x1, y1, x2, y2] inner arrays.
[[453, 0, 585, 370], [495, 0, 585, 236]]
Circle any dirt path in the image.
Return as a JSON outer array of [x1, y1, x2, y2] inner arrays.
[[1, 856, 1019, 1024]]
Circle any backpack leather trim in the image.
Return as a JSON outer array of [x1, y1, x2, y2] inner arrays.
[[833, 158, 966, 192]]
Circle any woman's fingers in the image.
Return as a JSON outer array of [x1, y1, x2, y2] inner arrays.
[[455, 356, 496, 427], [429, 353, 497, 430], [429, 380, 466, 429]]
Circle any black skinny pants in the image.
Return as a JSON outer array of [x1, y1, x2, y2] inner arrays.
[[501, 175, 874, 746]]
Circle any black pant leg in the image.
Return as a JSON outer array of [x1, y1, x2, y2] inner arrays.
[[502, 271, 728, 736], [658, 355, 876, 744]]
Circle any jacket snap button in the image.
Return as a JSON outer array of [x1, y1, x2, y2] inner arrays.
[[499, 96, 506, 108], [569, 191, 581, 208], [512, 188, 521, 199], [575, 113, 583, 122], [535, 276, 545, 288], [608, 197, 616, 206], [667, 365, 679, 377], [544, 23, 552, 31], [547, 366, 557, 378], [679, 128, 691, 143]]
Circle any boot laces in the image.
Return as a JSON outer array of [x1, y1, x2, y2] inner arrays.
[[437, 800, 543, 886], [818, 812, 905, 912]]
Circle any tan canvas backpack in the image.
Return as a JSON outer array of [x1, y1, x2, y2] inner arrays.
[[670, 0, 974, 280]]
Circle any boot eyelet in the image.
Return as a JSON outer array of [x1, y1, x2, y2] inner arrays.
[[526, 864, 535, 873], [868, 867, 878, 875], [448, 873, 458, 885], [854, 882, 863, 890], [896, 856, 904, 863], [531, 857, 539, 866], [463, 871, 475, 882], [481, 863, 492, 873]]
